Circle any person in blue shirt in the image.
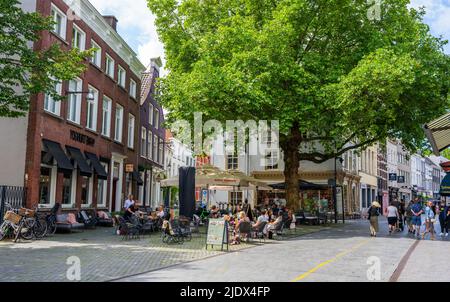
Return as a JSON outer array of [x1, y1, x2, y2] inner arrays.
[[438, 200, 449, 237], [422, 201, 436, 240], [410, 198, 423, 238]]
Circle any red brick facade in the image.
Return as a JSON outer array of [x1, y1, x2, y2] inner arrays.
[[24, 0, 143, 211]]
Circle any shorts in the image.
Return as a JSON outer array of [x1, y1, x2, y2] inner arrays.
[[412, 216, 422, 226], [388, 217, 397, 226]]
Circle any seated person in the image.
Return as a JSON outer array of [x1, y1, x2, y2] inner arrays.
[[123, 203, 137, 222], [210, 205, 220, 218], [231, 211, 250, 245], [252, 210, 269, 230], [263, 213, 283, 238]]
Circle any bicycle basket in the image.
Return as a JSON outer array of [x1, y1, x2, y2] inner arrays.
[[4, 211, 21, 225], [18, 208, 35, 218]]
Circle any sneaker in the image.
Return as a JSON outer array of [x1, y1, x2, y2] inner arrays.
[[446, 233, 449, 237], [440, 233, 444, 236]]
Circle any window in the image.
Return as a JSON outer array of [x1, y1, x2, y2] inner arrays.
[[118, 66, 126, 88], [72, 24, 86, 50], [264, 151, 279, 170], [67, 78, 82, 124], [227, 154, 238, 170], [130, 79, 137, 99], [141, 127, 147, 157], [153, 134, 158, 161], [154, 108, 160, 129], [51, 4, 67, 39], [149, 104, 154, 125], [44, 81, 62, 115], [90, 40, 102, 68], [39, 166, 53, 205], [159, 138, 164, 164], [147, 131, 152, 159], [81, 176, 91, 206], [114, 104, 124, 142], [106, 54, 115, 78], [86, 86, 98, 131], [97, 163, 108, 207], [128, 114, 135, 149], [102, 96, 112, 137], [62, 173, 73, 206]]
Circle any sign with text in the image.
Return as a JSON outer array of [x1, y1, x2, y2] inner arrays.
[[206, 218, 228, 251], [70, 130, 95, 146], [389, 173, 397, 181], [397, 176, 405, 183]]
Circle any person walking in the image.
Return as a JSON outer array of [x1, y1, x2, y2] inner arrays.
[[387, 202, 399, 235], [405, 201, 414, 234], [422, 201, 436, 240], [438, 201, 450, 237], [411, 198, 423, 238], [368, 201, 381, 237]]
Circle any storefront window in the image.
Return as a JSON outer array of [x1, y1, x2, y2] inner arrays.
[[97, 164, 108, 207], [62, 174, 72, 205], [39, 167, 52, 205], [81, 176, 90, 205]]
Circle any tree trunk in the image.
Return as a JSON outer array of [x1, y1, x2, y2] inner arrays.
[[281, 126, 302, 210]]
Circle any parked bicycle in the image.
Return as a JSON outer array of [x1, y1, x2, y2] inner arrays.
[[0, 203, 35, 242]]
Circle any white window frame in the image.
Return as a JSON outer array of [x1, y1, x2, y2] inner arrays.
[[128, 114, 135, 149], [149, 103, 154, 125], [72, 24, 86, 51], [130, 79, 137, 99], [81, 175, 93, 208], [97, 163, 108, 208], [102, 96, 112, 137], [62, 169, 77, 209], [159, 138, 163, 164], [118, 65, 126, 88], [153, 134, 158, 161], [226, 154, 239, 170], [114, 104, 124, 143], [44, 81, 62, 116], [86, 86, 98, 131], [38, 163, 57, 208], [147, 131, 152, 160], [51, 4, 67, 40], [90, 40, 102, 68], [67, 78, 83, 124], [105, 54, 115, 79], [141, 127, 147, 158], [154, 108, 159, 129]]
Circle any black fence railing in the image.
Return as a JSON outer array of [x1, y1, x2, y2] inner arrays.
[[0, 186, 26, 224]]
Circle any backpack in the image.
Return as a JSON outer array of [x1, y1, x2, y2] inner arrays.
[[369, 207, 379, 218]]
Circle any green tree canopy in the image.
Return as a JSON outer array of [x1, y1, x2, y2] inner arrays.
[[0, 0, 93, 117], [148, 0, 450, 208]]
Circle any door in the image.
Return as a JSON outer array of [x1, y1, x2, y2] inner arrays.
[[112, 178, 118, 212]]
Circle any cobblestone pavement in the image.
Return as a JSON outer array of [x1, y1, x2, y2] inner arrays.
[[0, 224, 336, 282], [118, 218, 450, 282]]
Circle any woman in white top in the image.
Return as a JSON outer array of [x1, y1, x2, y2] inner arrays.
[[387, 202, 399, 235]]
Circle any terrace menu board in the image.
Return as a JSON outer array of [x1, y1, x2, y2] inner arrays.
[[206, 218, 228, 251]]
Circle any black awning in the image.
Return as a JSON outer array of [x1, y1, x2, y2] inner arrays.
[[133, 170, 144, 186], [85, 152, 108, 180], [270, 180, 329, 190], [42, 139, 73, 173], [66, 146, 92, 177], [440, 173, 450, 196]]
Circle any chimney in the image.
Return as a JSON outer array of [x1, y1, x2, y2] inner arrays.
[[103, 16, 118, 32]]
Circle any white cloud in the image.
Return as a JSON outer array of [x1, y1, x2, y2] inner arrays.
[[89, 0, 166, 72]]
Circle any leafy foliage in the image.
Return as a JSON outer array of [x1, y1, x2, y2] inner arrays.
[[0, 0, 93, 117]]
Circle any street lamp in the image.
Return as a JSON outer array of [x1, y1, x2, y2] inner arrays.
[[333, 155, 344, 224]]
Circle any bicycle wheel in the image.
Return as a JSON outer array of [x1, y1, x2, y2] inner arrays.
[[33, 217, 48, 239], [47, 220, 57, 236], [0, 221, 11, 241], [16, 219, 35, 241]]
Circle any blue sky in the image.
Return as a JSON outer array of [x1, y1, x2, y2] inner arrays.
[[89, 0, 450, 71]]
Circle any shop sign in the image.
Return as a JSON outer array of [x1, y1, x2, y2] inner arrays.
[[125, 164, 134, 173], [70, 130, 95, 146], [389, 173, 397, 181], [397, 176, 405, 183]]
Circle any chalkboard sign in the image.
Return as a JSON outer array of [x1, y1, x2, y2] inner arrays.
[[206, 218, 228, 251]]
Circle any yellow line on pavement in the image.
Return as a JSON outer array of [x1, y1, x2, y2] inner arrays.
[[291, 239, 371, 282]]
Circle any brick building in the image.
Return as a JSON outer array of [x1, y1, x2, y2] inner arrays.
[[0, 0, 145, 212]]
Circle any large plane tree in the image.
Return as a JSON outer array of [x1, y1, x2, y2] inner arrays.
[[148, 0, 450, 209]]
